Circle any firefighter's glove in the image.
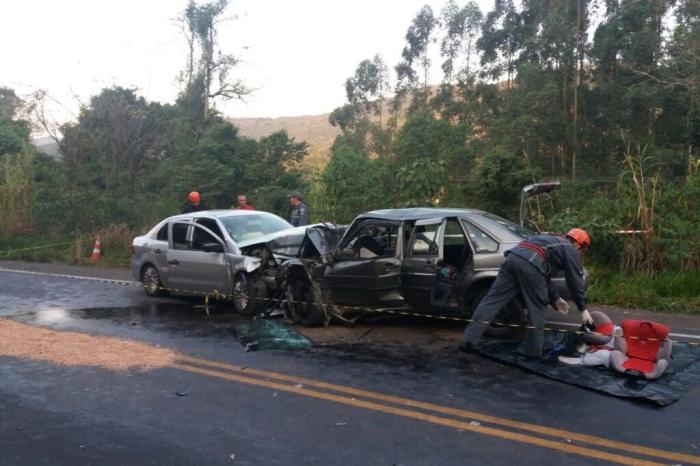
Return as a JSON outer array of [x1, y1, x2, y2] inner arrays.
[[553, 297, 570, 315], [580, 309, 594, 325]]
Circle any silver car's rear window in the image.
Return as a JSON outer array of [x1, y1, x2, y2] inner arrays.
[[481, 213, 532, 238], [219, 213, 292, 242]]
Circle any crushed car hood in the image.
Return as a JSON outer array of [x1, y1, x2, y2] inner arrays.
[[237, 226, 309, 257]]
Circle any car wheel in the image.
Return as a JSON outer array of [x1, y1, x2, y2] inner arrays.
[[141, 264, 166, 297], [286, 276, 324, 327], [470, 288, 525, 338], [232, 273, 261, 316]]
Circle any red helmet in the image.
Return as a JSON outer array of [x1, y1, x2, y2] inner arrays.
[[566, 228, 590, 249], [188, 191, 201, 203]]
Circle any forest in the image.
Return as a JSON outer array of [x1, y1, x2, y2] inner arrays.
[[0, 0, 698, 311]]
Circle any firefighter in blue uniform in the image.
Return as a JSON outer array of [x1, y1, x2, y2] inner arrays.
[[461, 228, 593, 358]]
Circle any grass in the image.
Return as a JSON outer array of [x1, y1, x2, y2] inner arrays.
[[588, 264, 700, 315], [0, 224, 134, 268]]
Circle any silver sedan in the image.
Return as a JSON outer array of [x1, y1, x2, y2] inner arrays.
[[131, 210, 306, 314]]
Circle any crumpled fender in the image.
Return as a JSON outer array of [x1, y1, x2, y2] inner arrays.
[[230, 255, 262, 273]]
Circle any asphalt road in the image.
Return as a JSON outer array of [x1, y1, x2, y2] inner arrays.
[[1, 262, 700, 466]]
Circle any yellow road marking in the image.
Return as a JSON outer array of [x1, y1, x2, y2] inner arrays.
[[171, 362, 662, 466], [177, 355, 700, 465]]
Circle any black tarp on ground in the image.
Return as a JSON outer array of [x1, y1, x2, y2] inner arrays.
[[477, 333, 700, 406], [232, 319, 312, 351]]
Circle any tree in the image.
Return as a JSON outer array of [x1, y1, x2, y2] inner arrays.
[[0, 87, 30, 155], [439, 0, 483, 83], [478, 0, 523, 89], [322, 145, 383, 222], [178, 0, 249, 127], [434, 0, 483, 121], [331, 56, 392, 156], [60, 87, 172, 197], [392, 112, 468, 205], [396, 5, 437, 111]]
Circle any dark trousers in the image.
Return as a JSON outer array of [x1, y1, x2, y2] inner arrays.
[[461, 254, 549, 357]]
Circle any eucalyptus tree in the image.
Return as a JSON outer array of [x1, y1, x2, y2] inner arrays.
[[396, 5, 438, 112], [178, 0, 249, 128]]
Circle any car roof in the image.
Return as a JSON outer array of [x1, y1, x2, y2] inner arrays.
[[356, 207, 527, 242], [165, 210, 275, 221], [357, 207, 485, 221]]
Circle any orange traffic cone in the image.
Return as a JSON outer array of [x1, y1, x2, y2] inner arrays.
[[90, 237, 102, 263]]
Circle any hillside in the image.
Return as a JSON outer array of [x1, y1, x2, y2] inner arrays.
[[229, 114, 340, 170]]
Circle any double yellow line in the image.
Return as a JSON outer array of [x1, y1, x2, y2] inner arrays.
[[171, 355, 700, 466]]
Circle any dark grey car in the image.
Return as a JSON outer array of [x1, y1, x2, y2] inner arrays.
[[282, 208, 579, 330]]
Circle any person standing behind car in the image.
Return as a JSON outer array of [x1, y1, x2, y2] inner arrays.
[[181, 191, 208, 214], [288, 190, 309, 227], [233, 194, 255, 210]]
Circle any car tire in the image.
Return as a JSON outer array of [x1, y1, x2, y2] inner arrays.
[[286, 276, 324, 327], [469, 288, 525, 338], [232, 273, 261, 316], [141, 264, 167, 297]]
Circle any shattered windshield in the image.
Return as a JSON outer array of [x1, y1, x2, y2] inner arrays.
[[219, 213, 293, 242]]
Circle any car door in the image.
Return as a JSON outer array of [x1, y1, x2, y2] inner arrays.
[[401, 218, 444, 310], [166, 222, 230, 294], [148, 222, 170, 272], [323, 218, 403, 308]]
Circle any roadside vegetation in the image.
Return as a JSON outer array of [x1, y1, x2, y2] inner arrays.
[[1, 0, 698, 312]]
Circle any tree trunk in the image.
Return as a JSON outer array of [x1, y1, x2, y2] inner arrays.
[[572, 0, 583, 180]]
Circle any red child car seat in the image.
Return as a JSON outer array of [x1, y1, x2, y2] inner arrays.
[[610, 320, 672, 380], [582, 311, 615, 347]]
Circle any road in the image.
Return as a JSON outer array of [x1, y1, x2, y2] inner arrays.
[[1, 261, 699, 466]]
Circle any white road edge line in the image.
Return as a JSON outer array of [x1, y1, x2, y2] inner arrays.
[[549, 320, 700, 341], [3, 267, 700, 341], [0, 267, 138, 286]]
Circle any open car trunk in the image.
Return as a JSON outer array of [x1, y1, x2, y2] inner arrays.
[[519, 182, 561, 232]]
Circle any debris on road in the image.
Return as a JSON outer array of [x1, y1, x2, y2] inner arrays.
[[232, 319, 312, 351], [0, 318, 175, 371]]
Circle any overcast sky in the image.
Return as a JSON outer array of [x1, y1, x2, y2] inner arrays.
[[3, 0, 493, 124]]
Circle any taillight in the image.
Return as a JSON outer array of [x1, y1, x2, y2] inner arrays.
[[130, 245, 135, 255]]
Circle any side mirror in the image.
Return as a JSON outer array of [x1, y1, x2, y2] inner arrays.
[[202, 241, 224, 253], [339, 247, 356, 260], [320, 252, 335, 266]]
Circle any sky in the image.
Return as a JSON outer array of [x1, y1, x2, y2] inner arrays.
[[3, 0, 493, 125]]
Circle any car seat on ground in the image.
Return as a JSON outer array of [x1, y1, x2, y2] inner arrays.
[[581, 311, 615, 347], [610, 320, 672, 380]]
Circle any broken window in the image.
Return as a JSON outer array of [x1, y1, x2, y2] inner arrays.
[[172, 223, 190, 250], [443, 218, 470, 271], [340, 220, 399, 259], [195, 217, 224, 241], [191, 225, 221, 251], [461, 220, 498, 253], [409, 222, 440, 256], [156, 223, 169, 241]]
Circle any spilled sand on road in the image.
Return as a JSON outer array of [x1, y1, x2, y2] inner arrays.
[[0, 318, 175, 371]]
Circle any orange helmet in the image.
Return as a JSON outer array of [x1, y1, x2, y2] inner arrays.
[[566, 228, 590, 249], [188, 191, 201, 203]]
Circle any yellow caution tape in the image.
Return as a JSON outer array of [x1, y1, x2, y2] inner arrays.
[[0, 265, 697, 347]]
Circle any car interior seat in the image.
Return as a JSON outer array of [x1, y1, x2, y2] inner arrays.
[[610, 320, 672, 380]]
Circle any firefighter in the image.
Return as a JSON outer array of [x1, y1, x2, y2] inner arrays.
[[460, 228, 593, 358], [288, 190, 310, 227], [181, 191, 208, 214]]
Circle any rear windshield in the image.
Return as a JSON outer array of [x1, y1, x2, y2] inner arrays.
[[219, 213, 292, 242], [481, 213, 532, 238]]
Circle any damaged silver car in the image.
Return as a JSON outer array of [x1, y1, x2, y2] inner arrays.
[[131, 210, 308, 314]]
